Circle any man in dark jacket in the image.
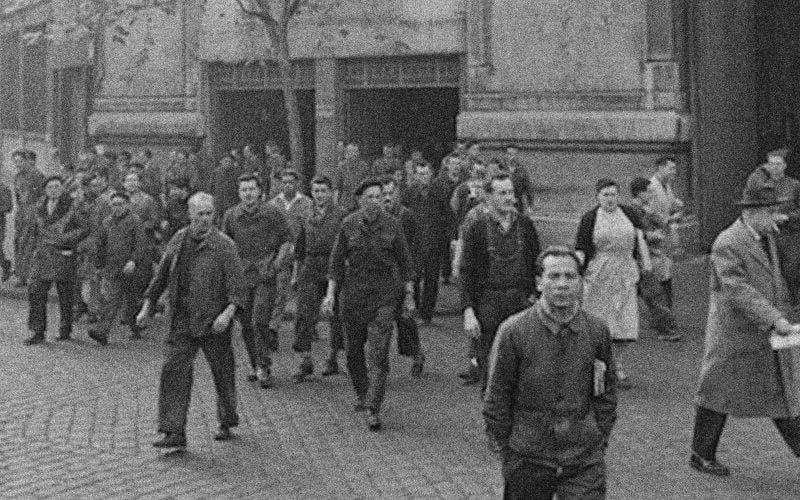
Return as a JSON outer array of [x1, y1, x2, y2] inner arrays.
[[322, 178, 416, 431], [0, 179, 12, 281], [12, 149, 46, 287], [136, 192, 246, 449], [483, 246, 617, 499], [460, 172, 540, 389], [88, 191, 149, 345], [24, 176, 88, 345]]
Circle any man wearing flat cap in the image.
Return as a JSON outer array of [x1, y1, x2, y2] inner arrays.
[[690, 174, 800, 476], [747, 148, 800, 303]]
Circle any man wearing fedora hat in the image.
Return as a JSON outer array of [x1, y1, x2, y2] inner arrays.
[[690, 175, 800, 476]]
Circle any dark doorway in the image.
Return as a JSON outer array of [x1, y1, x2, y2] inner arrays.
[[213, 89, 316, 182], [345, 87, 460, 169], [54, 66, 90, 168], [756, 0, 800, 179]]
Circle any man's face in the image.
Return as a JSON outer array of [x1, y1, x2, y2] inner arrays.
[[414, 165, 433, 186], [382, 182, 399, 210], [12, 154, 25, 170], [446, 159, 461, 179], [345, 144, 359, 160], [468, 144, 480, 157], [537, 255, 581, 309], [45, 180, 63, 201], [89, 176, 108, 195], [189, 198, 215, 236], [454, 143, 467, 155], [110, 196, 129, 218], [490, 178, 516, 213], [765, 155, 787, 179], [168, 185, 188, 200], [383, 145, 393, 157], [123, 173, 140, 194], [359, 185, 383, 211], [243, 146, 253, 158], [411, 151, 423, 161], [238, 180, 261, 205], [311, 182, 332, 206], [281, 174, 298, 198], [658, 161, 677, 181], [506, 147, 518, 159]]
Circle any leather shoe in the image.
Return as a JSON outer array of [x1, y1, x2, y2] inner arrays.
[[23, 334, 45, 346], [366, 411, 382, 432], [153, 432, 186, 449], [459, 364, 480, 385], [88, 330, 108, 346], [321, 359, 340, 377], [411, 353, 425, 378], [214, 426, 234, 441], [292, 358, 314, 383], [353, 395, 367, 412], [257, 367, 274, 389], [690, 453, 730, 476]]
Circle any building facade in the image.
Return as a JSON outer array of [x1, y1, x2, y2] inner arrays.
[[1, 0, 794, 249]]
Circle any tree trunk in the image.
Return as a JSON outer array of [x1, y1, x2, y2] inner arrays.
[[276, 36, 305, 178]]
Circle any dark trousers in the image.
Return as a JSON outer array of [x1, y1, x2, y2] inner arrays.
[[477, 289, 527, 390], [662, 278, 673, 309], [638, 276, 676, 335], [692, 406, 800, 459], [343, 305, 395, 412], [503, 451, 606, 500], [414, 250, 441, 322], [237, 283, 275, 370], [96, 275, 140, 336], [28, 278, 74, 336], [158, 332, 238, 434], [439, 235, 452, 280], [293, 276, 343, 354]]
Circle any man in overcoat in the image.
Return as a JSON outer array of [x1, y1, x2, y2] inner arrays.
[[691, 177, 800, 476]]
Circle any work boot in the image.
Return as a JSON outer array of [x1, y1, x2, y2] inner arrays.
[[292, 357, 314, 383], [690, 453, 730, 476], [246, 368, 258, 382], [321, 358, 340, 376], [353, 394, 367, 412], [88, 329, 109, 346], [129, 325, 144, 340], [459, 363, 480, 385], [23, 333, 45, 345], [268, 328, 279, 351], [214, 425, 234, 441], [366, 410, 382, 432], [411, 353, 425, 378], [257, 367, 274, 389], [152, 432, 186, 449]]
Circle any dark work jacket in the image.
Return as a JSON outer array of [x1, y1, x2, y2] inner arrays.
[[459, 210, 540, 311], [144, 228, 247, 340], [386, 204, 421, 274], [574, 204, 643, 273], [295, 204, 347, 283], [95, 211, 149, 281], [29, 195, 88, 282]]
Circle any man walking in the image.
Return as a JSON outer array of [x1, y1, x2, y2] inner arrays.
[[222, 174, 292, 388], [137, 192, 246, 449], [88, 191, 149, 345], [460, 173, 540, 388], [690, 177, 800, 476], [322, 178, 415, 431], [24, 176, 88, 345], [291, 175, 347, 381], [647, 156, 685, 305], [12, 149, 46, 287], [483, 246, 617, 499]]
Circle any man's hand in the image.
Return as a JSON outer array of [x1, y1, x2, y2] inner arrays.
[[321, 293, 335, 317], [402, 292, 416, 318], [212, 310, 234, 334], [122, 260, 136, 275], [464, 307, 481, 339], [135, 301, 151, 329], [775, 318, 797, 336]]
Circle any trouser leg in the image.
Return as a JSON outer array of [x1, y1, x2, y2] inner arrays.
[[691, 406, 727, 460], [253, 280, 277, 358], [641, 285, 676, 335], [773, 416, 800, 457], [419, 253, 440, 321], [122, 278, 142, 330], [477, 290, 525, 392], [269, 264, 292, 330], [158, 335, 198, 434], [365, 305, 395, 412], [27, 279, 52, 334], [237, 287, 267, 370], [557, 460, 607, 500], [502, 451, 557, 500], [293, 278, 324, 354], [55, 278, 75, 336], [329, 294, 344, 354], [200, 333, 239, 429], [96, 276, 124, 337], [439, 235, 452, 280], [662, 279, 674, 309], [344, 318, 369, 398]]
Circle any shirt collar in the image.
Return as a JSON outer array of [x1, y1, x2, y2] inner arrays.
[[740, 217, 761, 241], [535, 300, 584, 337]]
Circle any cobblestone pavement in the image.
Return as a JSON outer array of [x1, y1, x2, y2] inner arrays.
[[0, 257, 799, 499]]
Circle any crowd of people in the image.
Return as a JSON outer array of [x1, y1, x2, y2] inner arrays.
[[3, 138, 800, 498]]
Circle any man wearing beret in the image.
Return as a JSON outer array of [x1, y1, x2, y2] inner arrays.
[[690, 175, 800, 476]]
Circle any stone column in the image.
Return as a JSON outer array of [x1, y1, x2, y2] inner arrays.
[[314, 57, 341, 178], [643, 0, 683, 110]]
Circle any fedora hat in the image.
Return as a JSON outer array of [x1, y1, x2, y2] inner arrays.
[[736, 169, 788, 207]]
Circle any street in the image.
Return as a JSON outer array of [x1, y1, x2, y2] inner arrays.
[[0, 256, 798, 499]]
